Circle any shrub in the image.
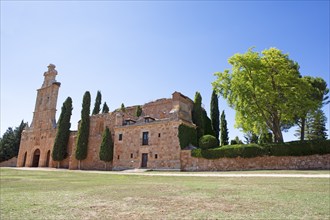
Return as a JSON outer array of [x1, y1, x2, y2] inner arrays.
[[199, 135, 218, 150]]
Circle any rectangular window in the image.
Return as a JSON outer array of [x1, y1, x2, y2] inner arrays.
[[142, 132, 149, 145], [155, 154, 158, 159], [117, 155, 120, 160], [131, 153, 133, 158], [119, 134, 123, 141], [158, 133, 161, 138]]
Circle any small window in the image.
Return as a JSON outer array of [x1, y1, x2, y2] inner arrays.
[[117, 155, 120, 160], [119, 134, 123, 141], [155, 154, 158, 159], [142, 132, 149, 145], [158, 133, 161, 138], [131, 153, 133, 158]]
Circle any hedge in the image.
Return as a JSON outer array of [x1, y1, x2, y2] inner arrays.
[[262, 140, 330, 157], [191, 139, 330, 159]]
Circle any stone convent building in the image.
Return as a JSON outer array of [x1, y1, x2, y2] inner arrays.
[[17, 64, 196, 170]]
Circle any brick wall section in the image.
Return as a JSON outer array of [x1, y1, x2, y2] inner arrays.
[[180, 150, 330, 171]]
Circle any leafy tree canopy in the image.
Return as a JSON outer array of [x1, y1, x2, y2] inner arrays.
[[213, 47, 319, 142]]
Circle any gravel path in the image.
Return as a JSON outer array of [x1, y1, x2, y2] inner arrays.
[[7, 167, 330, 178]]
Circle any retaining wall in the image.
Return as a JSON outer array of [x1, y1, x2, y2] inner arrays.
[[180, 150, 330, 171]]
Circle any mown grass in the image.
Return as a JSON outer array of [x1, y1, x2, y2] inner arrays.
[[1, 168, 329, 219]]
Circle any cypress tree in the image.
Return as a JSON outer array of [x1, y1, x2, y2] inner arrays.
[[136, 105, 142, 117], [92, 91, 102, 115], [99, 127, 114, 170], [192, 92, 204, 144], [202, 108, 215, 136], [102, 102, 109, 113], [220, 110, 229, 146], [52, 97, 73, 168], [210, 90, 220, 145], [75, 91, 91, 169]]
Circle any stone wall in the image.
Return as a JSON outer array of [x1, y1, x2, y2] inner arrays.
[[68, 114, 114, 170], [180, 150, 330, 171], [0, 157, 17, 167], [17, 129, 56, 168], [113, 120, 182, 170]]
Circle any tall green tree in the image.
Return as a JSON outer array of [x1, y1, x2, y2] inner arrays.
[[102, 102, 109, 113], [15, 121, 26, 152], [213, 47, 317, 142], [210, 90, 220, 144], [220, 110, 229, 146], [52, 97, 73, 168], [192, 92, 204, 143], [0, 128, 16, 162], [295, 77, 329, 140], [0, 120, 27, 162], [202, 109, 215, 137], [308, 109, 328, 140], [136, 105, 143, 117], [75, 91, 91, 169], [99, 127, 114, 170], [92, 91, 102, 115]]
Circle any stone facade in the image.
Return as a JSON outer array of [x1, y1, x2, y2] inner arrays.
[[16, 64, 195, 170], [17, 64, 60, 168], [113, 120, 182, 170], [180, 150, 330, 171]]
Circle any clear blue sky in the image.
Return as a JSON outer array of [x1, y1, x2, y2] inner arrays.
[[1, 1, 329, 141]]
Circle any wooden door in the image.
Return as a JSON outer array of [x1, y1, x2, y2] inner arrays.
[[141, 153, 148, 168]]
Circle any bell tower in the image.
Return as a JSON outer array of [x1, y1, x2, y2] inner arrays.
[[30, 64, 61, 130]]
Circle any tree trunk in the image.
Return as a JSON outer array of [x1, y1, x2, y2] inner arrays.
[[57, 161, 60, 169], [300, 117, 305, 141], [273, 129, 283, 143], [78, 160, 81, 170], [272, 119, 284, 143]]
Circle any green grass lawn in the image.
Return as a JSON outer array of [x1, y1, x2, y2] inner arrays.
[[1, 168, 329, 219]]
